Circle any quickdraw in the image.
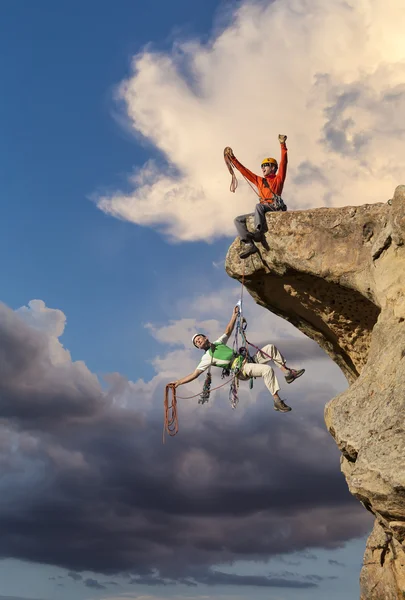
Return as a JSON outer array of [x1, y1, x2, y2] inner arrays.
[[199, 369, 212, 405]]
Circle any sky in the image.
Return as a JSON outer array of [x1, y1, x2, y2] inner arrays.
[[1, 0, 404, 599]]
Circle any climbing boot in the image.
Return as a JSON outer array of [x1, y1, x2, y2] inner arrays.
[[239, 242, 258, 259], [273, 398, 292, 412], [285, 368, 305, 384]]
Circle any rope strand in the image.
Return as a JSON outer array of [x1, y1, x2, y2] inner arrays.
[[163, 384, 179, 442], [163, 377, 235, 442], [224, 153, 238, 193], [176, 377, 233, 400]]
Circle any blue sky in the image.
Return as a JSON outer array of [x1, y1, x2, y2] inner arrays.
[[0, 0, 228, 381], [1, 0, 403, 599]]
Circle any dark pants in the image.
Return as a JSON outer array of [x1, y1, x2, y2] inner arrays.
[[234, 202, 283, 242]]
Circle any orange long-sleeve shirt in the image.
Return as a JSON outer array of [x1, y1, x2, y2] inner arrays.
[[230, 143, 288, 204]]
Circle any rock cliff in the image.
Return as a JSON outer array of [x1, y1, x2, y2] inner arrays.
[[225, 186, 405, 599]]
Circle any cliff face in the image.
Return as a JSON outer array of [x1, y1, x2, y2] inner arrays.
[[225, 186, 405, 599]]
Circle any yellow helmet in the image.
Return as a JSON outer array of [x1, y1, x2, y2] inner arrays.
[[261, 157, 278, 167]]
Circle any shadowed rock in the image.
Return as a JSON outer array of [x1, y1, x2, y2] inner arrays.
[[225, 185, 405, 599]]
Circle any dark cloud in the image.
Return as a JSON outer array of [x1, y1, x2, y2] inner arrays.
[[130, 575, 173, 586], [298, 551, 319, 560], [0, 301, 372, 586], [0, 597, 45, 600], [0, 303, 103, 427], [84, 578, 106, 589], [131, 569, 324, 589], [275, 557, 301, 566], [67, 571, 82, 581], [195, 570, 317, 588], [320, 83, 372, 155], [329, 559, 346, 567], [293, 161, 328, 187], [304, 573, 338, 582]]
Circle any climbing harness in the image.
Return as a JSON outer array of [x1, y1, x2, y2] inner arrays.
[[261, 179, 287, 211]]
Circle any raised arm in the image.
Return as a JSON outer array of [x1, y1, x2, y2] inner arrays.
[[224, 306, 239, 337], [225, 147, 259, 186], [231, 156, 259, 185], [277, 134, 288, 186]]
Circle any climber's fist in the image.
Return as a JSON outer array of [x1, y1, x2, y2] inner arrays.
[[278, 134, 287, 144], [224, 146, 234, 158]]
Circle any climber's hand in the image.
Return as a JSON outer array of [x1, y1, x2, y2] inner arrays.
[[224, 146, 234, 158], [278, 134, 287, 144]]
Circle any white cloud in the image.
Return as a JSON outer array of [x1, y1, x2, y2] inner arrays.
[[16, 299, 66, 337], [145, 318, 222, 347], [95, 0, 405, 241], [16, 299, 74, 367], [14, 299, 100, 386]]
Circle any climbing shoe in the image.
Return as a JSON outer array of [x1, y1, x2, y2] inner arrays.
[[285, 368, 305, 384], [273, 398, 292, 412], [239, 242, 258, 259]]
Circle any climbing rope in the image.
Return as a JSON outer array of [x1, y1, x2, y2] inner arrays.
[[224, 151, 238, 193], [163, 383, 179, 442], [177, 377, 233, 401], [163, 377, 235, 441], [224, 150, 262, 199]]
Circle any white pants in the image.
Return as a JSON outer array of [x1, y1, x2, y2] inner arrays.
[[241, 344, 286, 396]]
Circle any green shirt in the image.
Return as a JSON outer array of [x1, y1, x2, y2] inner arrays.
[[196, 333, 234, 371]]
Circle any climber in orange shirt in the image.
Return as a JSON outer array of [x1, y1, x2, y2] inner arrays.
[[225, 134, 288, 259]]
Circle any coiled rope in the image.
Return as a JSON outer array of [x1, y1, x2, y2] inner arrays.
[[224, 151, 238, 193], [224, 149, 266, 199], [163, 383, 178, 442], [163, 377, 234, 442]]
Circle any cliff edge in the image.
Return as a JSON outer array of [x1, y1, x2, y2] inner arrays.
[[225, 186, 405, 599]]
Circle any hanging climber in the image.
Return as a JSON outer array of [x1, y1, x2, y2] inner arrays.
[[169, 306, 305, 413], [224, 134, 288, 259]]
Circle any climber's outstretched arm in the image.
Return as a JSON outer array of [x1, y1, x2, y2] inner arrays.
[[232, 156, 258, 185], [225, 147, 258, 185], [170, 369, 202, 388]]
